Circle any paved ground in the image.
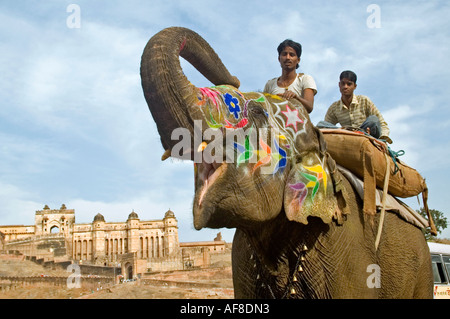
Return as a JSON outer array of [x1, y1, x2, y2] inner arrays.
[[79, 280, 234, 299], [0, 256, 234, 299]]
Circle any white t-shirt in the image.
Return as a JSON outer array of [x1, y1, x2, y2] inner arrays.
[[264, 73, 317, 98]]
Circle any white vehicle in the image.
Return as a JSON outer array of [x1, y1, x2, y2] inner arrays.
[[428, 242, 450, 299]]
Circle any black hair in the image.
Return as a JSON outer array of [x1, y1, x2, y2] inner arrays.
[[339, 70, 357, 83], [277, 39, 302, 69]]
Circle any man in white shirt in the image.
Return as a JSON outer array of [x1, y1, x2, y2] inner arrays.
[[264, 39, 317, 113]]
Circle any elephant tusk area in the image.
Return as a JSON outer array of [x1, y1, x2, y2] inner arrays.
[[161, 149, 171, 161], [197, 141, 208, 152], [197, 162, 226, 207]]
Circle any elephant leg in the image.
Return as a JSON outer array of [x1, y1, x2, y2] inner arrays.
[[412, 237, 434, 298], [413, 259, 434, 298], [377, 213, 434, 298], [232, 229, 258, 298]]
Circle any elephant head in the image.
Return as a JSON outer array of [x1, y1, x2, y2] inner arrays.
[[141, 27, 343, 232]]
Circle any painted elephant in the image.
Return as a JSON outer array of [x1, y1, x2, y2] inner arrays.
[[140, 27, 433, 298]]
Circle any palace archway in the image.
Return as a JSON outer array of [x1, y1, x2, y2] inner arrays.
[[124, 263, 133, 280], [50, 226, 60, 234]]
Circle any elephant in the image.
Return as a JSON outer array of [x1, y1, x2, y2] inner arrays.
[[140, 27, 433, 298]]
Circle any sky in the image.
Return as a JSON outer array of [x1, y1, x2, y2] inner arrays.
[[1, 1, 450, 243]]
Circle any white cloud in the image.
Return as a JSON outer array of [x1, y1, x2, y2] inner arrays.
[[0, 181, 43, 226], [0, 132, 70, 179]]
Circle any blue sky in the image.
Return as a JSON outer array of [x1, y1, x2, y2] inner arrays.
[[1, 1, 449, 242]]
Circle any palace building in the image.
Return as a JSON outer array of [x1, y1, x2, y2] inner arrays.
[[0, 205, 227, 277]]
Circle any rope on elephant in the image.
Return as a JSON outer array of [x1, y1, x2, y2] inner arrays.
[[375, 152, 391, 251], [387, 146, 405, 175]]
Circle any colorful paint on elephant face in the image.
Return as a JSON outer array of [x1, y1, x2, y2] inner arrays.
[[288, 182, 308, 208], [233, 131, 254, 165], [259, 93, 310, 154], [193, 86, 310, 175], [224, 93, 241, 119], [302, 164, 328, 197], [233, 135, 287, 175], [196, 86, 249, 130], [198, 87, 221, 108], [281, 105, 304, 132], [255, 136, 287, 174], [287, 155, 330, 212]]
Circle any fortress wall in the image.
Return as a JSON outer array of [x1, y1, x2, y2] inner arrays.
[[4, 234, 68, 260], [0, 275, 115, 292]]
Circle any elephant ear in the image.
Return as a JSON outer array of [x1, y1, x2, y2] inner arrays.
[[284, 128, 341, 225]]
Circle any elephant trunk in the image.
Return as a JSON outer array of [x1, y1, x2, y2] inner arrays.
[[140, 27, 240, 152]]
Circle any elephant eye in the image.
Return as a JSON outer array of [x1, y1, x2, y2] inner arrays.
[[248, 102, 267, 117], [248, 103, 269, 128]]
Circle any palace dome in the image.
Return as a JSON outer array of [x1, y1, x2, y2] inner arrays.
[[164, 209, 175, 219], [127, 211, 139, 220], [93, 213, 105, 222]]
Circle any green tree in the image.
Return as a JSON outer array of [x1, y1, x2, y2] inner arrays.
[[417, 208, 448, 240]]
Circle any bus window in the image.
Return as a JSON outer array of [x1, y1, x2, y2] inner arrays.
[[431, 254, 448, 284], [443, 256, 450, 281]]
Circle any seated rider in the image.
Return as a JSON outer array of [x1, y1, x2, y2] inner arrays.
[[318, 70, 392, 143], [264, 39, 317, 113]]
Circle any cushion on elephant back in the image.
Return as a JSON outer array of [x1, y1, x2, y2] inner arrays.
[[320, 129, 427, 216]]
